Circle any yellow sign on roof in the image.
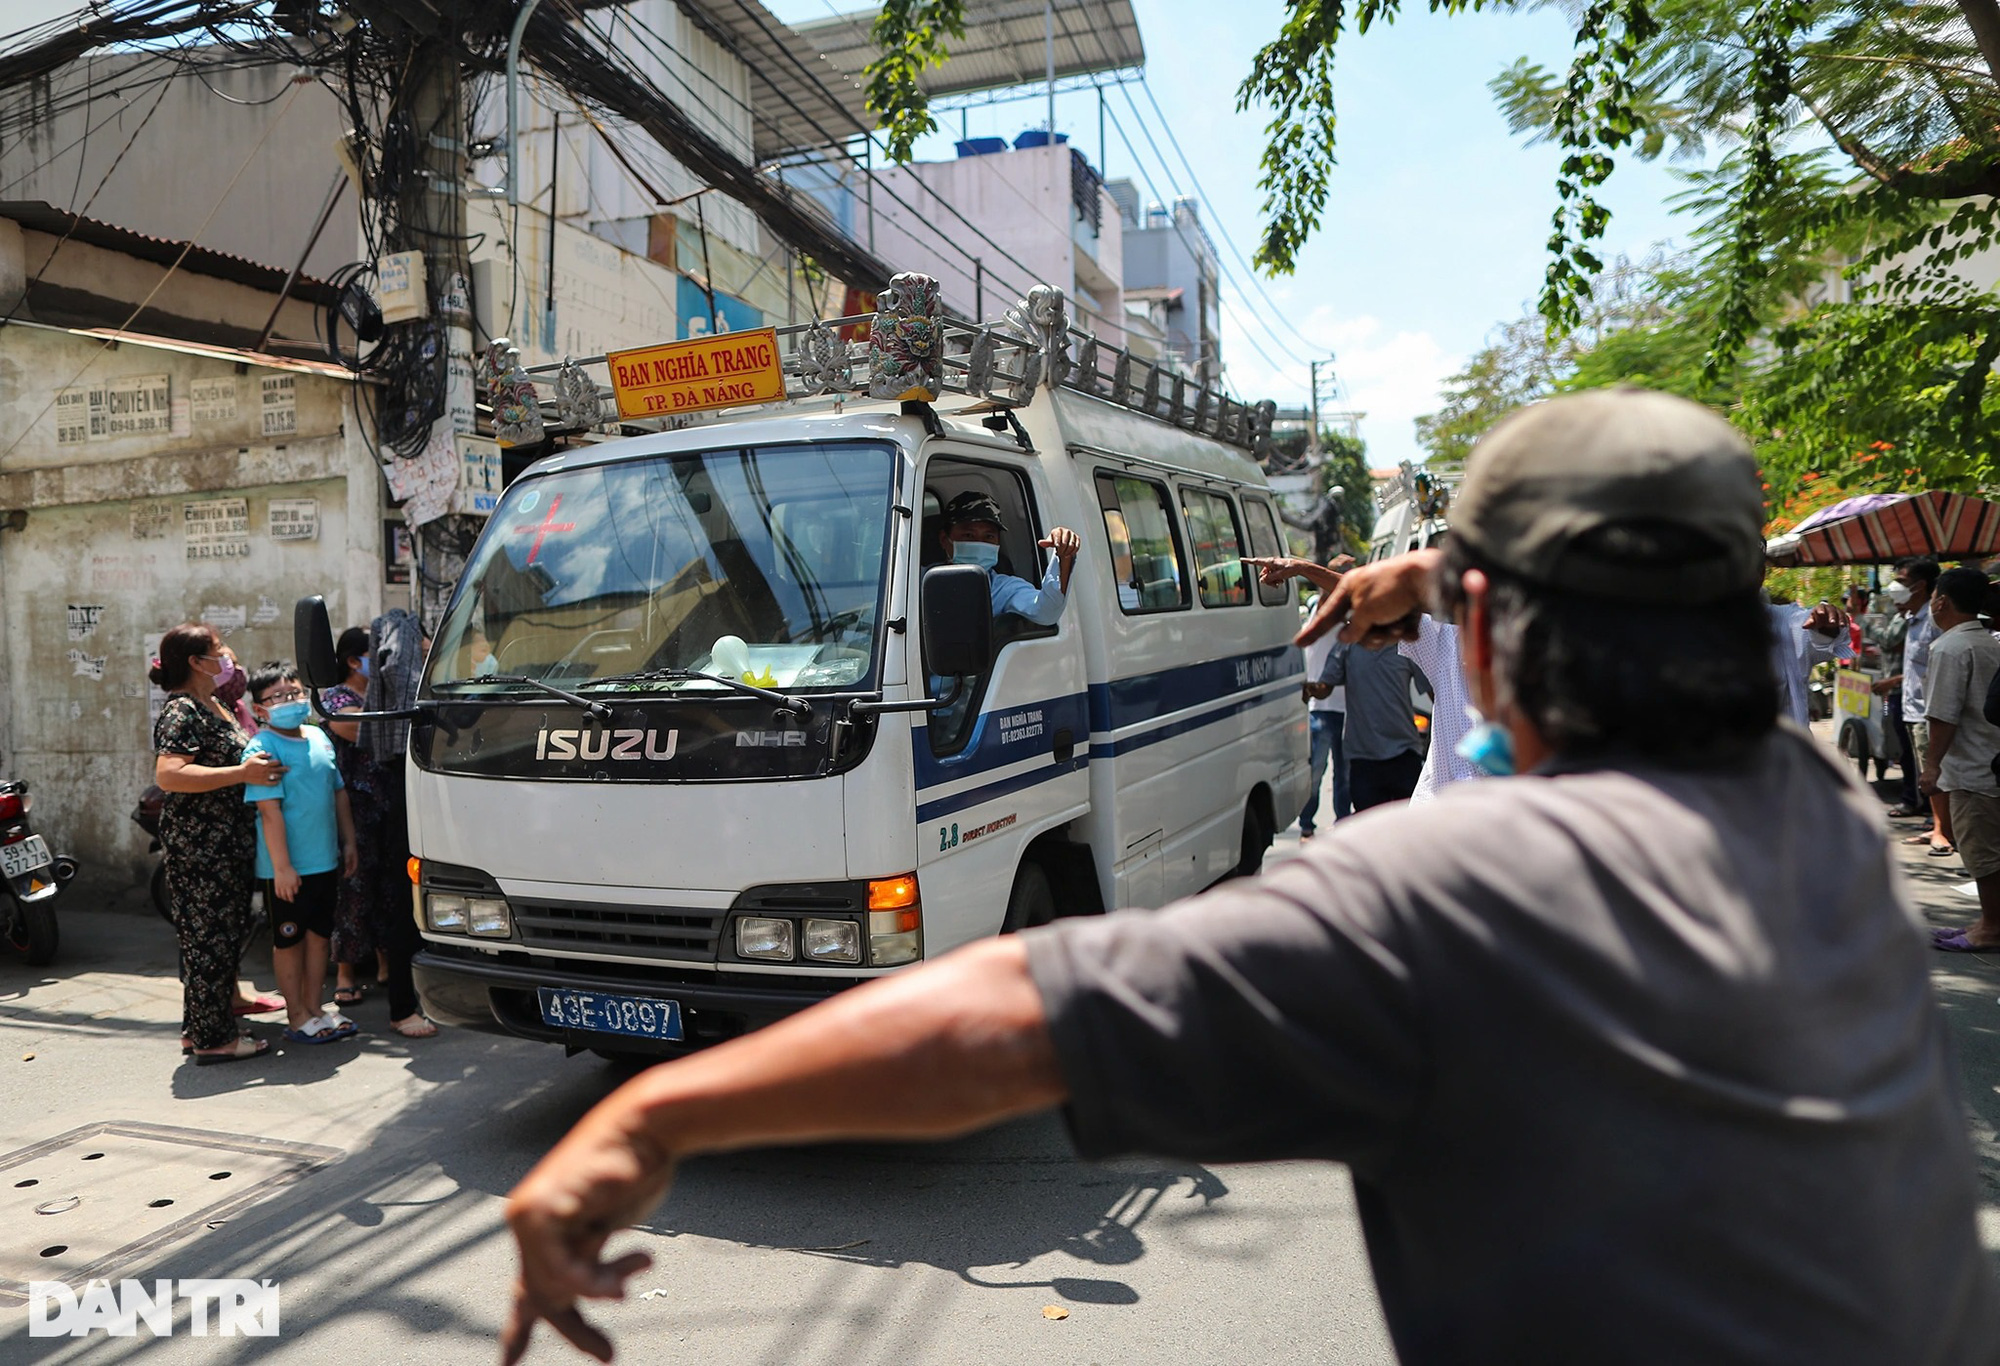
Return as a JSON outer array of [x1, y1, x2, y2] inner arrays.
[[606, 329, 785, 420]]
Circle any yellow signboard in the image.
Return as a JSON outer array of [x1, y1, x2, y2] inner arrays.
[[1835, 668, 1874, 719], [606, 329, 785, 420]]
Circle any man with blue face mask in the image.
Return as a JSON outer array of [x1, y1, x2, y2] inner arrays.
[[937, 491, 1080, 626]]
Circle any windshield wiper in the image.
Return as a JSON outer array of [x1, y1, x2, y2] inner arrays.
[[581, 667, 810, 718], [433, 674, 612, 721]]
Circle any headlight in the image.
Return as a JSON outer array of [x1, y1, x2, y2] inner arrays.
[[803, 917, 861, 963], [466, 896, 512, 938], [426, 893, 468, 933], [735, 916, 795, 961]]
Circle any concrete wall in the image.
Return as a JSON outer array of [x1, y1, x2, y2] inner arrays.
[[0, 326, 381, 893]]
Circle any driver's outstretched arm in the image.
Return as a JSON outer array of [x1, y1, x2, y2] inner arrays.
[[501, 937, 1064, 1363]]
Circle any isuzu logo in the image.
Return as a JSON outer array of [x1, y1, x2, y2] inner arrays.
[[535, 727, 679, 762], [736, 731, 807, 747]]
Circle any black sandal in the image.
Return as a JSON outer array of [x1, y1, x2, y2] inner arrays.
[[333, 985, 367, 1006]]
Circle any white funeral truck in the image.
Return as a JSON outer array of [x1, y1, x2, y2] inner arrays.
[[298, 281, 1310, 1058]]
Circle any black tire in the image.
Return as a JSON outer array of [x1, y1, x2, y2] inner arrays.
[[8, 898, 58, 967], [150, 863, 173, 925], [1235, 800, 1273, 878], [1000, 860, 1057, 934]]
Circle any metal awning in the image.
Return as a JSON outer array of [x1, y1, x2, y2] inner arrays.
[[794, 0, 1144, 105], [1765, 490, 2000, 566], [661, 0, 878, 162]]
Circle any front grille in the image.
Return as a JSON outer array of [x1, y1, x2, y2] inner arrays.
[[510, 899, 723, 962]]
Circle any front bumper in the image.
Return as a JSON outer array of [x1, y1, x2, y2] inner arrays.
[[413, 945, 860, 1056]]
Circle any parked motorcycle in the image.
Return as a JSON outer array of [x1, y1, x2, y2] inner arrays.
[[1, 779, 78, 966]]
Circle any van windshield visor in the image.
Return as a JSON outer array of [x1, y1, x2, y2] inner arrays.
[[426, 442, 898, 696]]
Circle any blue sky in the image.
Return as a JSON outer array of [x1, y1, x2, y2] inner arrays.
[[764, 0, 1715, 467]]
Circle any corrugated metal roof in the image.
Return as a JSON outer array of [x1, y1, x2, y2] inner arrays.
[[794, 0, 1143, 103], [0, 201, 341, 305], [12, 320, 367, 380], [673, 0, 877, 161]]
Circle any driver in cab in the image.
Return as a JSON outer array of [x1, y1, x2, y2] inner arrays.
[[938, 491, 1080, 626]]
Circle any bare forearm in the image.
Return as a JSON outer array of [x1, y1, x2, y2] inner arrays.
[[155, 757, 245, 793], [621, 937, 1064, 1160], [259, 803, 293, 871], [1929, 719, 1959, 766]]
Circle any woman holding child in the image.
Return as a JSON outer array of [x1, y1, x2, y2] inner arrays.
[[150, 624, 284, 1065]]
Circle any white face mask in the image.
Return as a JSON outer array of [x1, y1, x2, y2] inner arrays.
[[1887, 581, 1913, 606]]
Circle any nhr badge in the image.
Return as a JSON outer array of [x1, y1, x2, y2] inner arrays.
[[606, 330, 785, 420]]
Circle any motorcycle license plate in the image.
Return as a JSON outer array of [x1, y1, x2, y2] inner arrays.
[[537, 988, 683, 1042], [1, 836, 51, 881]]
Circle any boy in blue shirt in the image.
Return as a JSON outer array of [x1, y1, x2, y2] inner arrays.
[[244, 662, 359, 1044]]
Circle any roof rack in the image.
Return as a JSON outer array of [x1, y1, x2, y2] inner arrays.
[[497, 273, 1276, 457]]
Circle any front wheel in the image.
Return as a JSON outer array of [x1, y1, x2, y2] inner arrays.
[[1235, 800, 1273, 878], [6, 897, 58, 967], [1000, 861, 1056, 934]]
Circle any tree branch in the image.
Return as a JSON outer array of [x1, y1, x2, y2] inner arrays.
[[1957, 0, 2000, 89], [1800, 92, 2000, 199]]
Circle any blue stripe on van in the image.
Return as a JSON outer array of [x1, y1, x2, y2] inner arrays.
[[1093, 684, 1298, 757], [911, 690, 1092, 789], [1086, 644, 1303, 733], [915, 755, 1091, 822], [911, 645, 1301, 795]]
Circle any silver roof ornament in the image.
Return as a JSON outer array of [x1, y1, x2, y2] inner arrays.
[[1004, 286, 1071, 389], [553, 356, 602, 430], [867, 272, 944, 401], [795, 320, 853, 395]]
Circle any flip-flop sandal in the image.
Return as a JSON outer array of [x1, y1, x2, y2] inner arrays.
[[1933, 932, 2000, 953], [232, 994, 285, 1016], [1901, 832, 1938, 844], [193, 1035, 269, 1065], [1929, 844, 1959, 857], [283, 1015, 358, 1045], [391, 1015, 439, 1039], [1888, 805, 1928, 818], [1933, 925, 1969, 940], [333, 986, 366, 1006]]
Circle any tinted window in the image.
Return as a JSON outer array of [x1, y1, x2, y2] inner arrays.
[[1181, 488, 1249, 607], [1241, 497, 1293, 607], [1095, 473, 1188, 613]]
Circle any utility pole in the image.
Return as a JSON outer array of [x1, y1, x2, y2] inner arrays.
[[390, 29, 475, 630], [1307, 359, 1322, 464]]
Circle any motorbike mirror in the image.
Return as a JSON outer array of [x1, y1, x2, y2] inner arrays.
[[920, 565, 992, 679], [294, 595, 344, 689]]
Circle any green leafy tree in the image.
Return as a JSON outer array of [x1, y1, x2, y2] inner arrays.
[[863, 0, 967, 163]]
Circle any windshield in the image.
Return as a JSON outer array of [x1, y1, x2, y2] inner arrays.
[[427, 441, 898, 695]]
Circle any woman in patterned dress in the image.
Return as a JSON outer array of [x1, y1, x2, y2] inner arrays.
[[151, 623, 286, 1064], [325, 627, 387, 1007]]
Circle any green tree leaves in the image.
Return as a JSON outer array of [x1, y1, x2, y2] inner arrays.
[[863, 0, 968, 164]]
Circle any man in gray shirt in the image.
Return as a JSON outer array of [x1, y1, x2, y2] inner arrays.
[[1922, 566, 2000, 951], [1320, 637, 1428, 810], [500, 390, 1998, 1366]]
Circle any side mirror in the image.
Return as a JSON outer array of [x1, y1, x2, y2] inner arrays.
[[294, 595, 343, 689], [920, 565, 992, 679]]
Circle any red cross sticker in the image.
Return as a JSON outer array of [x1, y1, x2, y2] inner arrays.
[[513, 495, 576, 565]]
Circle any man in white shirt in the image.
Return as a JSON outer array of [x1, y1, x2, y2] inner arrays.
[[1298, 626, 1350, 837], [1884, 560, 1950, 853], [1920, 567, 2000, 951], [1766, 596, 1852, 727]]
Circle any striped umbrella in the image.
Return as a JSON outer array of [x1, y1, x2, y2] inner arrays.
[[1765, 490, 2000, 566]]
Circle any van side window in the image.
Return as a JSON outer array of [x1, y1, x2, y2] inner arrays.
[[1241, 497, 1293, 607], [1095, 473, 1188, 613], [1180, 488, 1250, 608]]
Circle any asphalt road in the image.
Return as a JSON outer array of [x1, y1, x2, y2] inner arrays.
[[2, 759, 1998, 1365], [0, 828, 1392, 1366]]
